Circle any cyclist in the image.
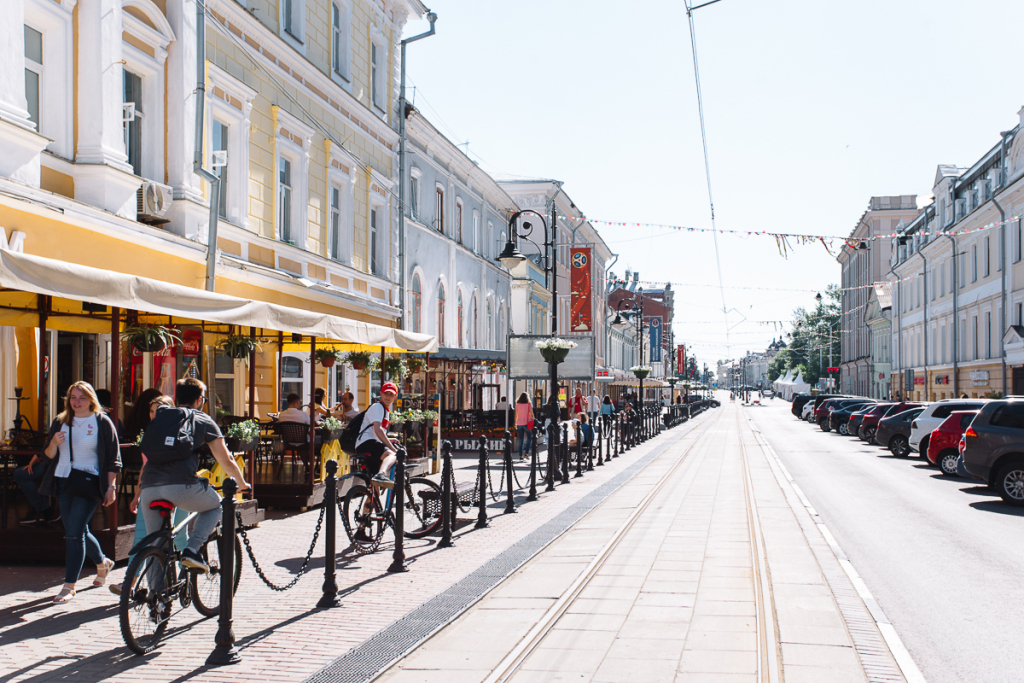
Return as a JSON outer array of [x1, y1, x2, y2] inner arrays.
[[355, 382, 400, 490], [138, 378, 249, 573]]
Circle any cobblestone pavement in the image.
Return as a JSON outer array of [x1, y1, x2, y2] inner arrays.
[[0, 418, 698, 683]]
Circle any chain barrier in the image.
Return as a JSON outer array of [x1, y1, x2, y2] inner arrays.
[[450, 455, 472, 513], [486, 453, 504, 501], [235, 505, 325, 592]]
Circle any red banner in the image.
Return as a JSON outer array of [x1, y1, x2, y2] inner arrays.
[[570, 247, 593, 332], [677, 344, 685, 373]]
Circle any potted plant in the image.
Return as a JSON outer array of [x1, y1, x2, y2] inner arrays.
[[123, 323, 183, 353], [219, 334, 261, 360], [536, 338, 578, 364], [381, 357, 408, 380], [406, 357, 425, 374], [319, 415, 344, 441], [344, 350, 372, 371], [224, 419, 260, 452], [631, 365, 652, 379], [315, 347, 342, 367]]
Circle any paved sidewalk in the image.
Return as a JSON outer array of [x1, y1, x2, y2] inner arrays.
[[0, 418, 695, 683], [377, 403, 911, 682]]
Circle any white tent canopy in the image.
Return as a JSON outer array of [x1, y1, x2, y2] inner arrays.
[[773, 368, 811, 400], [0, 249, 438, 352]]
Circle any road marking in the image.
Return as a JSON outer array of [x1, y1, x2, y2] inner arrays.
[[747, 416, 927, 683]]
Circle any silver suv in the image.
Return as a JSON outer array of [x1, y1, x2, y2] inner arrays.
[[962, 399, 1024, 507]]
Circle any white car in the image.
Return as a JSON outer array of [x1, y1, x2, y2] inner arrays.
[[801, 401, 815, 421], [908, 399, 987, 454]]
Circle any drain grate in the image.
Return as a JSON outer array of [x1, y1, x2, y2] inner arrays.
[[303, 420, 704, 683]]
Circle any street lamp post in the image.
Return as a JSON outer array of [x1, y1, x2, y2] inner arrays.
[[613, 289, 646, 414], [497, 209, 559, 423]]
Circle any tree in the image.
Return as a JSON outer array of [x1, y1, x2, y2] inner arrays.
[[775, 285, 841, 387]]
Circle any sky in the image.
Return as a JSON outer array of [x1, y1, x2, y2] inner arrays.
[[400, 0, 1024, 367]]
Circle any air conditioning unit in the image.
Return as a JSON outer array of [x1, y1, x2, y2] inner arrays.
[[136, 179, 173, 224]]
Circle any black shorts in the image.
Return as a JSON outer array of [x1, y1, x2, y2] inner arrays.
[[355, 440, 388, 475]]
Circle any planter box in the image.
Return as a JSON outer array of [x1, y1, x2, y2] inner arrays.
[[225, 436, 258, 452]]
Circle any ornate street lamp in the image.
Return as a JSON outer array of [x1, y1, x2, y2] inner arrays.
[[614, 288, 646, 414]]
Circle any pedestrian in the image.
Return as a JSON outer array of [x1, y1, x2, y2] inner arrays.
[[588, 389, 601, 423], [123, 388, 164, 443], [515, 393, 534, 461], [13, 453, 59, 524], [578, 413, 594, 448], [601, 394, 614, 431], [37, 381, 121, 603], [569, 388, 586, 417], [960, 393, 968, 399]]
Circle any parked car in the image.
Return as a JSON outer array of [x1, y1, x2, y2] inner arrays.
[[792, 393, 814, 417], [927, 411, 979, 476], [859, 402, 922, 443], [876, 406, 926, 457], [829, 401, 876, 435], [909, 399, 987, 456], [848, 403, 888, 438], [962, 399, 1024, 506], [819, 399, 870, 432], [801, 401, 816, 421]]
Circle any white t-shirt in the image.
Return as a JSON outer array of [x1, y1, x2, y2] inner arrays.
[[588, 395, 601, 412], [54, 414, 101, 477], [356, 402, 390, 447], [277, 407, 310, 425]]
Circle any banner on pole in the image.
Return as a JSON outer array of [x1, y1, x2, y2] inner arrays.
[[569, 248, 593, 332], [649, 317, 662, 362], [677, 344, 685, 374]]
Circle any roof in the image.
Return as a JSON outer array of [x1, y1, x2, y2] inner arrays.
[[874, 282, 892, 309]]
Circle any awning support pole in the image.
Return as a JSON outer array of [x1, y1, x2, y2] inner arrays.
[[109, 306, 121, 533], [309, 335, 317, 487], [248, 326, 257, 500], [37, 296, 48, 435]]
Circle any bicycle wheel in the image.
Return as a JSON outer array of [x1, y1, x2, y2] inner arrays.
[[191, 532, 243, 618], [403, 477, 442, 538], [342, 485, 385, 554], [120, 547, 171, 655]]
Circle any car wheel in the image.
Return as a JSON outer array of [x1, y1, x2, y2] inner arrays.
[[938, 450, 960, 476], [890, 435, 909, 458], [838, 422, 849, 436], [918, 437, 929, 459], [863, 426, 876, 443], [995, 460, 1024, 507], [820, 420, 831, 433]]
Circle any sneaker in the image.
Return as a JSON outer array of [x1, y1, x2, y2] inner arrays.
[[370, 473, 394, 490], [41, 508, 60, 523], [18, 512, 40, 525], [180, 549, 210, 573], [109, 582, 122, 596], [353, 527, 373, 544]]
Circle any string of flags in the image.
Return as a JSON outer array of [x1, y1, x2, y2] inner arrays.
[[604, 273, 921, 294]]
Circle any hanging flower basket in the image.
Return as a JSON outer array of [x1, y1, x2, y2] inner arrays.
[[218, 334, 261, 360], [536, 338, 577, 365], [344, 351, 372, 371], [315, 347, 342, 367], [406, 357, 425, 373], [631, 365, 652, 379], [124, 324, 182, 353]]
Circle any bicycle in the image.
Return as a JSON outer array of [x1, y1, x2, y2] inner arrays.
[[118, 494, 242, 655], [340, 453, 445, 554]]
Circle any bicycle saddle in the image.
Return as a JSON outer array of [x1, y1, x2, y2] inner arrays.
[[148, 500, 175, 517]]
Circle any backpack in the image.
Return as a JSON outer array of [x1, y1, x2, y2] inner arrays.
[[338, 408, 369, 454], [140, 406, 198, 465]]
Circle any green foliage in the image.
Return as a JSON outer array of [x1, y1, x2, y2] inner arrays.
[[219, 334, 261, 360], [321, 416, 343, 430], [123, 324, 183, 353], [314, 347, 342, 364], [224, 419, 259, 441], [773, 284, 841, 387]]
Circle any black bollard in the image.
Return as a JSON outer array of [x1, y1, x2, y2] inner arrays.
[[206, 477, 240, 666], [595, 422, 603, 467], [387, 447, 408, 573], [528, 424, 538, 501], [475, 435, 489, 528], [317, 460, 340, 609], [545, 423, 557, 492], [504, 431, 516, 513], [439, 440, 454, 548], [560, 423, 570, 484], [574, 422, 584, 478]]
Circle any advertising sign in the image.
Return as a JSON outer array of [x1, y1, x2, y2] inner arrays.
[[507, 335, 596, 380], [677, 344, 685, 374], [649, 317, 662, 363], [569, 248, 593, 332]]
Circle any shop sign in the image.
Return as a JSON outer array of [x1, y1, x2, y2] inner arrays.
[[914, 376, 925, 385], [969, 370, 989, 381], [934, 375, 949, 385]]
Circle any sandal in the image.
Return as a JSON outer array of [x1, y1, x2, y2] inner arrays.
[[93, 558, 114, 587], [53, 586, 76, 604]]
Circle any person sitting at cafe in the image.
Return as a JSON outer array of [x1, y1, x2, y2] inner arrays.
[[311, 388, 330, 419], [333, 391, 360, 424], [277, 393, 310, 424]]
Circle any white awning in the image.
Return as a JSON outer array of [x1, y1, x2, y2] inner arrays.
[[0, 249, 438, 353]]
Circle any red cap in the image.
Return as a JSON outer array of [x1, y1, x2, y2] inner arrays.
[[381, 382, 398, 395]]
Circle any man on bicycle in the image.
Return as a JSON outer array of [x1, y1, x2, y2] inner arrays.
[[355, 382, 399, 490], [138, 378, 249, 573]]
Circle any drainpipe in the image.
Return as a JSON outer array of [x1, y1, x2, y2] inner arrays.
[[397, 11, 438, 332], [193, 0, 221, 291], [945, 227, 959, 397], [890, 236, 904, 397], [994, 130, 1011, 397], [921, 240, 928, 400]]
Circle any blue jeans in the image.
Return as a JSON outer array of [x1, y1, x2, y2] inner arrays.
[[129, 504, 189, 565], [140, 481, 221, 555], [14, 460, 49, 514], [517, 426, 533, 459], [56, 478, 107, 584]]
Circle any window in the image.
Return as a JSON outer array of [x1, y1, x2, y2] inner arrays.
[[409, 171, 420, 220], [471, 298, 478, 348], [212, 121, 228, 219], [990, 404, 1024, 430], [123, 70, 143, 176], [280, 355, 304, 409], [985, 312, 991, 359], [472, 211, 480, 253], [1015, 220, 1022, 263], [457, 290, 464, 347], [214, 351, 237, 416], [437, 284, 445, 345], [278, 157, 293, 242], [282, 0, 302, 40], [329, 185, 342, 260], [959, 252, 966, 288], [331, 1, 350, 81], [24, 25, 42, 131], [931, 270, 936, 301], [370, 207, 380, 275], [434, 186, 444, 233], [488, 221, 495, 258], [487, 299, 493, 349], [1018, 302, 1022, 327], [370, 38, 384, 111], [971, 245, 977, 282], [411, 275, 422, 333], [455, 200, 463, 244], [984, 237, 991, 277], [959, 318, 966, 361], [972, 316, 978, 360]]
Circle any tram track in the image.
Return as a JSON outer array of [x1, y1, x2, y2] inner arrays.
[[481, 406, 734, 683]]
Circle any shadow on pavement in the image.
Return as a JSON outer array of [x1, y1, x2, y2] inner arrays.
[[968, 500, 1024, 516], [0, 639, 150, 683], [0, 602, 116, 647], [958, 485, 995, 497]]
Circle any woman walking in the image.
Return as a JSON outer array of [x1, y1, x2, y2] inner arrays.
[[515, 393, 535, 461], [38, 382, 121, 603], [600, 395, 614, 431]]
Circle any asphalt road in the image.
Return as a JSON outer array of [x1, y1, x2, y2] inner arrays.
[[746, 396, 1024, 683]]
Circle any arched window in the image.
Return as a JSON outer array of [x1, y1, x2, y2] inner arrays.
[[437, 283, 445, 345], [471, 298, 478, 349], [455, 199, 464, 244], [411, 274, 422, 333], [457, 290, 464, 348]]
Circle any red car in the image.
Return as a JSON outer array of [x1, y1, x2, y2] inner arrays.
[[927, 410, 978, 476]]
